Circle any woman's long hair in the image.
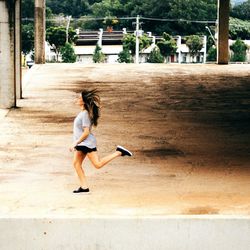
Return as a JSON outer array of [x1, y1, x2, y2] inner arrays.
[[81, 89, 100, 127]]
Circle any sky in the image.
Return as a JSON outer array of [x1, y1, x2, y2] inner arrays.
[[231, 0, 248, 5]]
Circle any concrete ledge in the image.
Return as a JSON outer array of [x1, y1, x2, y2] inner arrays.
[[0, 217, 249, 250]]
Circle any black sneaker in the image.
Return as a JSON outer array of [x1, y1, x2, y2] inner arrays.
[[73, 187, 90, 193], [116, 145, 133, 157]]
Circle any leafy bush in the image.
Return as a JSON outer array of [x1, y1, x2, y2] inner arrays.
[[93, 44, 106, 63], [147, 47, 164, 63], [207, 46, 217, 62], [117, 49, 133, 63], [230, 39, 248, 62], [60, 42, 76, 63]]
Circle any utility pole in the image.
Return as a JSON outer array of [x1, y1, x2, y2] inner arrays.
[[66, 15, 72, 43], [135, 15, 140, 64]]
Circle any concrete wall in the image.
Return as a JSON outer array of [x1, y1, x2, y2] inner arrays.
[[0, 217, 249, 250]]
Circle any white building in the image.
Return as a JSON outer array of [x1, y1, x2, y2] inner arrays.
[[177, 36, 207, 63], [31, 30, 250, 64], [74, 30, 124, 63], [74, 30, 208, 64], [74, 45, 123, 63]]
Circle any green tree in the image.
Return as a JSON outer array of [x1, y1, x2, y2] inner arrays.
[[230, 39, 248, 62], [46, 26, 77, 61], [22, 0, 54, 28], [186, 35, 203, 62], [60, 43, 77, 62], [157, 33, 177, 62], [93, 44, 106, 63], [137, 0, 217, 35], [90, 0, 217, 35], [229, 17, 250, 40], [207, 46, 217, 62], [46, 0, 90, 16], [91, 0, 128, 31], [22, 0, 34, 18], [147, 47, 164, 63], [22, 23, 34, 55], [117, 49, 133, 63], [92, 0, 124, 19], [22, 0, 218, 36], [231, 0, 250, 20], [122, 33, 152, 55], [46, 6, 55, 29]]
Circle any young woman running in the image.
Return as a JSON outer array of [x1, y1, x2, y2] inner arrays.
[[69, 89, 132, 193]]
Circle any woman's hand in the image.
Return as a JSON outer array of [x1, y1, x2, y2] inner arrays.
[[69, 141, 78, 152]]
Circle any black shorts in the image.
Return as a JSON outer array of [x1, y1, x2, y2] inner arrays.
[[75, 146, 97, 154]]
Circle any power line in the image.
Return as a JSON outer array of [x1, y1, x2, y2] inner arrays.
[[22, 16, 217, 24], [22, 16, 136, 21], [141, 17, 216, 24]]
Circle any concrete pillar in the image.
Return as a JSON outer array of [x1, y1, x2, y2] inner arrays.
[[217, 0, 230, 64], [0, 0, 16, 108], [15, 0, 22, 99], [34, 0, 45, 64], [203, 35, 207, 64]]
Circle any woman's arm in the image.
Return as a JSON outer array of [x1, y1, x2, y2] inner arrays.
[[69, 127, 90, 152], [76, 127, 90, 144]]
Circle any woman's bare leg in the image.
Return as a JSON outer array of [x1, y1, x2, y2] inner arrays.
[[73, 150, 88, 188], [87, 150, 121, 169]]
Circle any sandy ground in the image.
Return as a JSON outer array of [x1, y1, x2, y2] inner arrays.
[[0, 63, 249, 218]]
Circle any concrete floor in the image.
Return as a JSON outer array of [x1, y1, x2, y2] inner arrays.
[[0, 63, 250, 218]]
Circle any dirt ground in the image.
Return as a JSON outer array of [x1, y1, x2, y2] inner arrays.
[[0, 63, 250, 217]]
